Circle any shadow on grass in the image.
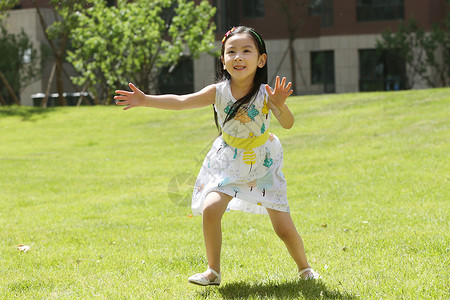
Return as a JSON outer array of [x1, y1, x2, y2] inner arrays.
[[0, 106, 55, 121], [198, 279, 357, 299]]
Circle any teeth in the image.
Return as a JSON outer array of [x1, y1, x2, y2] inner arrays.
[[234, 66, 245, 70]]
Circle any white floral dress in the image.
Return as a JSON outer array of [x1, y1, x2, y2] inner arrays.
[[191, 81, 289, 215]]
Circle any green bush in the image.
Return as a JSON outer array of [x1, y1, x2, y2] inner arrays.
[[0, 23, 39, 104]]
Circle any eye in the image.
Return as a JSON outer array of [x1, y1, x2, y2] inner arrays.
[[227, 50, 235, 54], [244, 49, 251, 53]]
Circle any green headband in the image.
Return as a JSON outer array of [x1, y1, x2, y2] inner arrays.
[[250, 30, 263, 46], [222, 27, 263, 46]]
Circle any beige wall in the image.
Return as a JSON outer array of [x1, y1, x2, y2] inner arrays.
[[3, 8, 56, 106], [193, 51, 217, 91], [194, 33, 445, 95], [194, 35, 378, 94], [194, 34, 382, 95]]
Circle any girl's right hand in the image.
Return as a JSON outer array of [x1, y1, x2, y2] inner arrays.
[[114, 83, 146, 110]]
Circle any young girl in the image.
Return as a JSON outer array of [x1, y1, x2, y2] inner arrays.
[[115, 26, 320, 285]]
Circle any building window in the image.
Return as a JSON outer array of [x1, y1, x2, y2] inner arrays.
[[359, 49, 406, 91], [311, 50, 335, 92], [158, 58, 194, 95], [310, 0, 322, 16], [357, 0, 404, 22], [447, 48, 450, 77], [214, 0, 240, 32], [310, 0, 333, 27], [243, 0, 264, 18]]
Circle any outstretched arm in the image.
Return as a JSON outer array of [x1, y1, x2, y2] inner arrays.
[[265, 76, 295, 129], [115, 83, 215, 110]]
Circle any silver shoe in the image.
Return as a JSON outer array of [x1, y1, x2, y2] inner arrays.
[[188, 268, 221, 286], [299, 268, 321, 280]]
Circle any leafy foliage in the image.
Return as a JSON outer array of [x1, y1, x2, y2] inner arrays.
[[35, 0, 90, 106], [67, 0, 216, 103], [377, 13, 450, 88], [427, 13, 450, 85], [45, 0, 89, 42], [0, 0, 18, 13], [0, 24, 39, 104]]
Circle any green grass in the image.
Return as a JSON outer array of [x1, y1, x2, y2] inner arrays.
[[0, 88, 449, 299]]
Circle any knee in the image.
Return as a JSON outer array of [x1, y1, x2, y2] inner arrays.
[[202, 192, 231, 220], [202, 200, 225, 222], [274, 224, 297, 241], [202, 202, 219, 218]]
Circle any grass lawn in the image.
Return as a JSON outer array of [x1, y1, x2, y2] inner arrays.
[[0, 88, 448, 299]]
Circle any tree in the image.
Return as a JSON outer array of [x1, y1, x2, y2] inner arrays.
[[277, 0, 312, 95], [0, 24, 39, 105], [1, 0, 86, 106], [425, 13, 450, 87], [32, 0, 89, 107], [0, 0, 18, 12], [377, 13, 450, 88], [67, 0, 216, 103]]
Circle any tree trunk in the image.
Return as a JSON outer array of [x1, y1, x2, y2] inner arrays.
[[288, 36, 298, 95], [33, 0, 69, 106], [439, 69, 447, 87], [0, 93, 6, 105], [42, 62, 56, 108], [0, 71, 20, 105], [55, 60, 66, 106]]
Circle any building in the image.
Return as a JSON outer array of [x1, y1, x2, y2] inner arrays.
[[194, 0, 450, 94], [2, 0, 449, 105], [2, 0, 66, 106]]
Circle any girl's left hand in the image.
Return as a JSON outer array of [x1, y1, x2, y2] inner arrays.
[[265, 76, 293, 108]]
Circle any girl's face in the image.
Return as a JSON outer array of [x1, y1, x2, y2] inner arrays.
[[222, 33, 267, 82]]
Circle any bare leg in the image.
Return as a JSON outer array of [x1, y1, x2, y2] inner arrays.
[[201, 191, 232, 280], [267, 208, 314, 278]]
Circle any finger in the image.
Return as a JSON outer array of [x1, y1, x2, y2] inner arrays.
[[280, 77, 286, 88], [265, 84, 273, 95], [287, 89, 293, 97], [123, 105, 133, 110], [115, 90, 132, 96], [115, 90, 133, 94], [115, 100, 128, 106], [114, 95, 129, 101], [275, 76, 280, 88], [285, 82, 292, 91], [129, 82, 140, 93]]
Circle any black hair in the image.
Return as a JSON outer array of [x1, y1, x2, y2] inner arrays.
[[213, 26, 268, 133]]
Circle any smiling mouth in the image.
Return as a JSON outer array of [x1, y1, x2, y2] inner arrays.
[[234, 66, 246, 70]]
